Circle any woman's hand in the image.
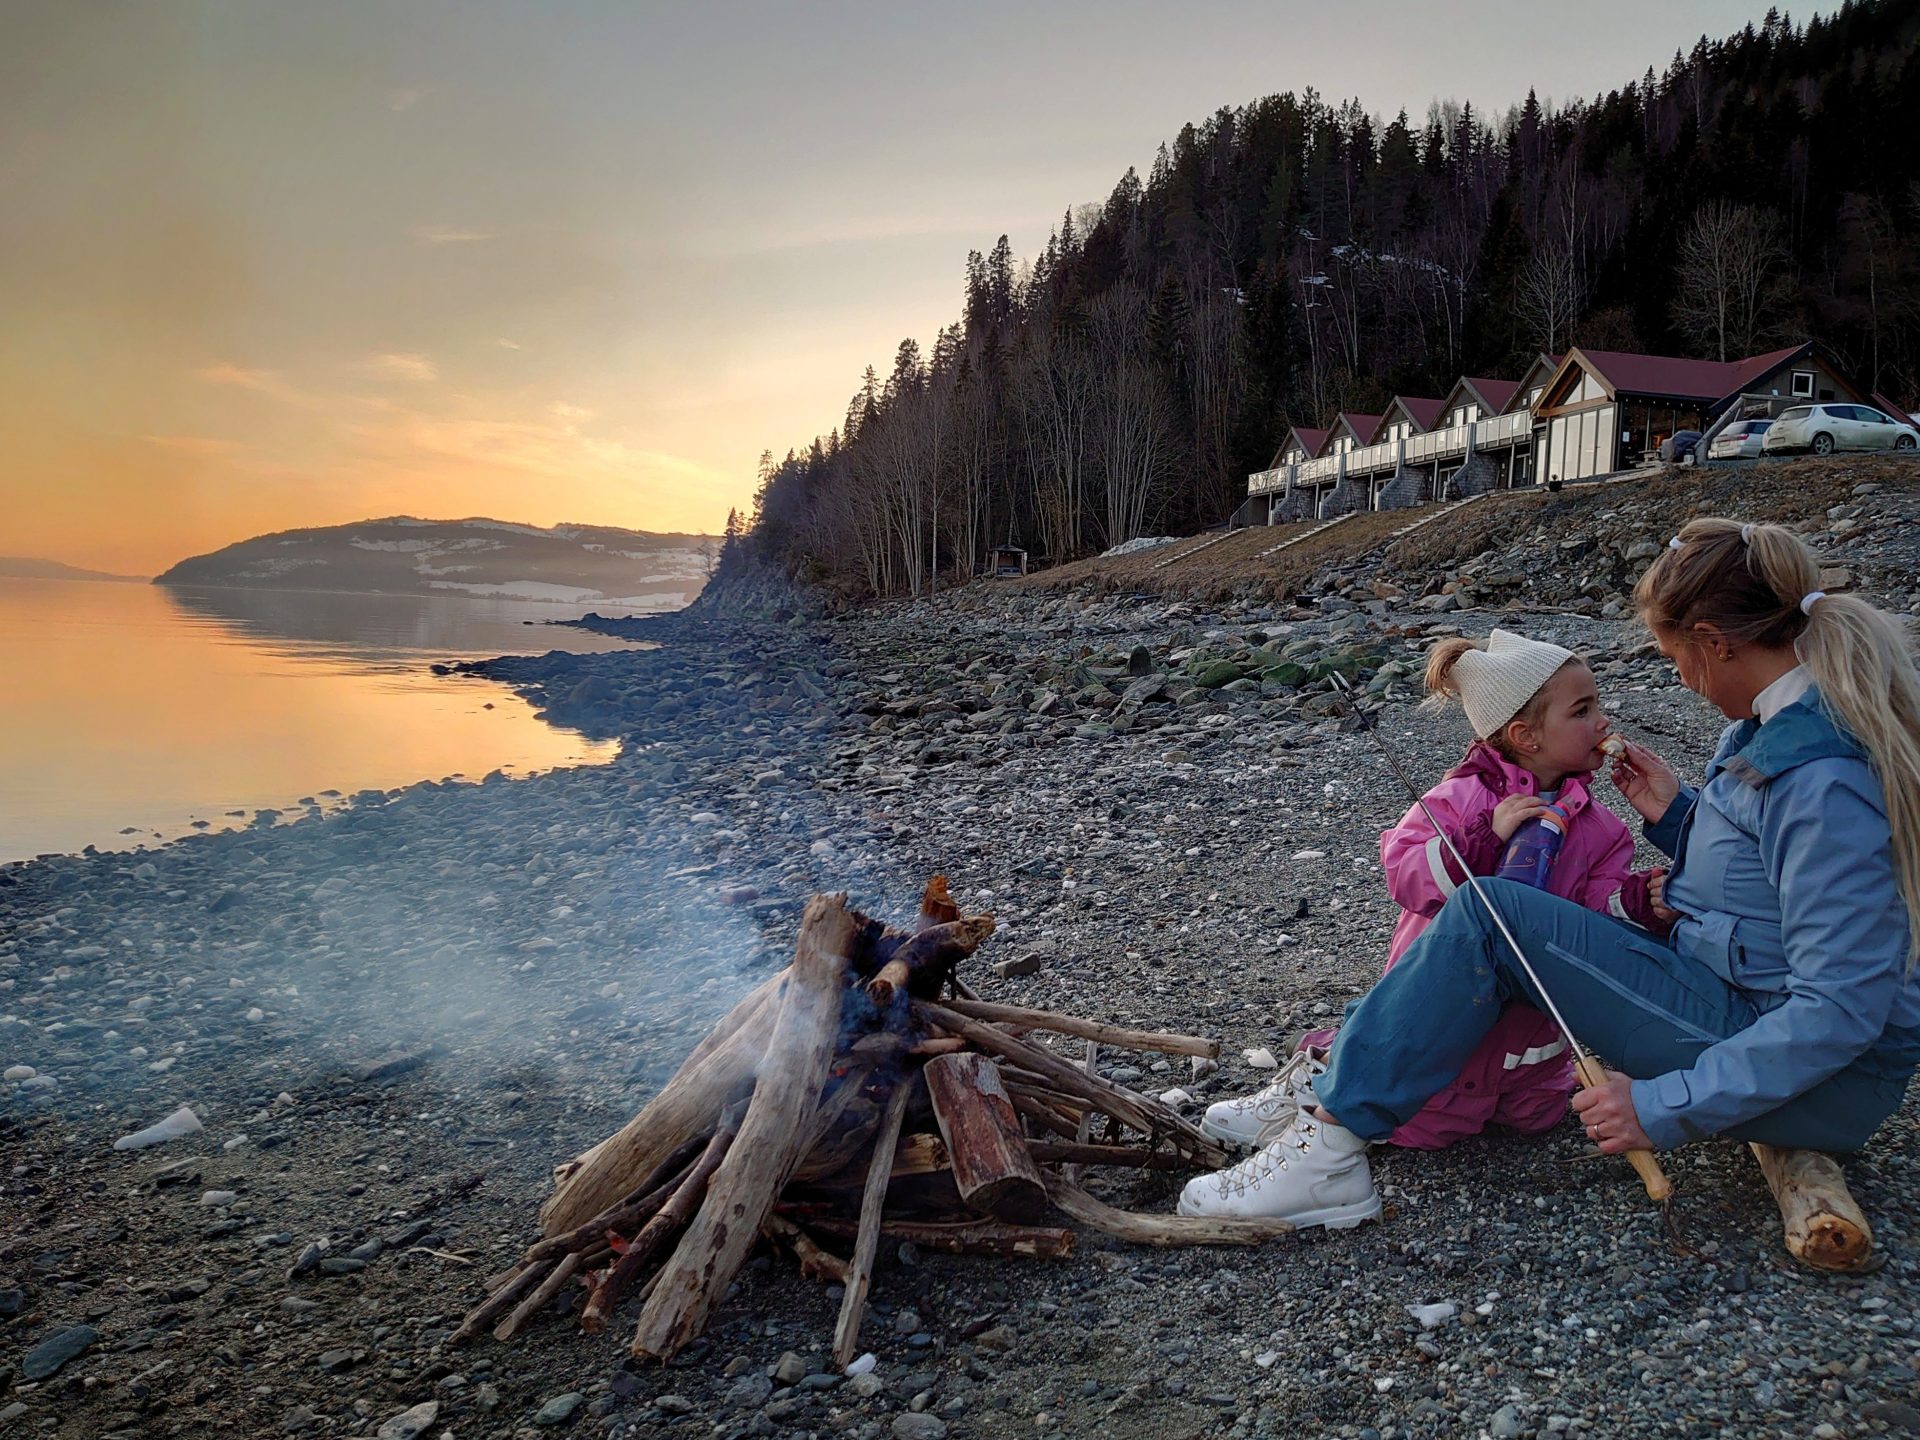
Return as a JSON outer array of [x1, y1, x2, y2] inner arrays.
[[1491, 793, 1552, 841], [1570, 1070, 1654, 1154], [1608, 739, 1681, 823]]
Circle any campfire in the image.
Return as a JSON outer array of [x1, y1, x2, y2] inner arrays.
[[455, 878, 1290, 1364]]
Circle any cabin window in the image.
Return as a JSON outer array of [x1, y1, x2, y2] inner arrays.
[[1791, 370, 1815, 398]]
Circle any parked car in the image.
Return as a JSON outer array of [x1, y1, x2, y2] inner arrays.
[[1707, 419, 1773, 460], [1761, 404, 1920, 456], [1658, 430, 1703, 463]]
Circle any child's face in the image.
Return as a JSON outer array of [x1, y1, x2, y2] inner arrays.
[[1516, 662, 1612, 777]]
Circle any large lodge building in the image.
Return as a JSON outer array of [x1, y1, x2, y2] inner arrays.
[[1246, 342, 1887, 523]]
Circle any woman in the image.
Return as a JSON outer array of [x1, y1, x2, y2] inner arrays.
[[1180, 517, 1920, 1225]]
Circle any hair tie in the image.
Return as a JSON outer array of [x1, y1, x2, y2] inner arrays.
[[1800, 591, 1826, 616], [1740, 523, 1755, 544], [1668, 536, 1684, 550]]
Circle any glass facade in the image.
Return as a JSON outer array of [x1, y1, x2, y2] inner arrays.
[[1545, 404, 1617, 482]]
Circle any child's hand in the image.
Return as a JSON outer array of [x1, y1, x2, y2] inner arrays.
[[1491, 793, 1553, 841], [1648, 868, 1681, 924], [1608, 740, 1681, 823], [1618, 867, 1681, 936]]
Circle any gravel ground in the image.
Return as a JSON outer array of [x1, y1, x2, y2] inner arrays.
[[6, 469, 1920, 1440]]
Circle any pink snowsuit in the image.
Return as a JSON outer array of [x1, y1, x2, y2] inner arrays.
[[1374, 741, 1635, 1149]]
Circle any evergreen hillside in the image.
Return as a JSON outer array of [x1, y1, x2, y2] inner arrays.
[[740, 0, 1920, 599]]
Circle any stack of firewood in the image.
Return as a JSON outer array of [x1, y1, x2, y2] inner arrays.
[[455, 878, 1292, 1365]]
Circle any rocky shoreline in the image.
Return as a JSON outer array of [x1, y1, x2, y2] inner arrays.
[[7, 472, 1920, 1439]]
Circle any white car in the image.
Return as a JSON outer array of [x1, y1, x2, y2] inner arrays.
[[1761, 403, 1919, 456], [1707, 419, 1773, 459]]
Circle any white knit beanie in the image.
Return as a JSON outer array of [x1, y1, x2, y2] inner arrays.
[[1452, 629, 1577, 739]]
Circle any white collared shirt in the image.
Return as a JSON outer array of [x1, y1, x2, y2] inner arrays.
[[1752, 664, 1813, 724]]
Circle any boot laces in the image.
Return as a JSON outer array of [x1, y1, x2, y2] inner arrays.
[[1208, 1113, 1321, 1198], [1220, 1049, 1324, 1125]]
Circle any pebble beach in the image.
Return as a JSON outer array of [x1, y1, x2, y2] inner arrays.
[[7, 460, 1920, 1440]]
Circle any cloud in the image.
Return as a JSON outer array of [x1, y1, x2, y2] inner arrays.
[[497, 338, 522, 350], [347, 406, 728, 502], [365, 352, 439, 383], [142, 434, 243, 456], [193, 363, 310, 405], [388, 88, 425, 112], [549, 401, 596, 422], [408, 225, 492, 246]]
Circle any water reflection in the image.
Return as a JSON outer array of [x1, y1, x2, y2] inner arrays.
[[0, 579, 638, 864], [161, 583, 649, 671]]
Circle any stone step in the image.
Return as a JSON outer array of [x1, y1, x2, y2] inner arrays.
[[1256, 511, 1356, 560], [1148, 529, 1238, 570]]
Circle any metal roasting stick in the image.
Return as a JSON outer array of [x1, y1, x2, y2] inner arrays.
[[1326, 672, 1676, 1208]]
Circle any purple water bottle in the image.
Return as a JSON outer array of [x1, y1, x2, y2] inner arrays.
[[1495, 804, 1570, 889]]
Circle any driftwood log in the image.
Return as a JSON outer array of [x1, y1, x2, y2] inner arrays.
[[631, 894, 859, 1360], [923, 1052, 1047, 1222], [459, 876, 1294, 1364], [1749, 1143, 1875, 1272]]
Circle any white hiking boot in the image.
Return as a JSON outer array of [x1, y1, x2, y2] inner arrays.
[[1177, 1108, 1382, 1228], [1199, 1049, 1326, 1147]]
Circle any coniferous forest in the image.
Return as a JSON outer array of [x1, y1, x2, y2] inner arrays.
[[737, 1, 1920, 598]]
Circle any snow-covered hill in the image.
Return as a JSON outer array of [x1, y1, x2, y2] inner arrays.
[[154, 517, 714, 610]]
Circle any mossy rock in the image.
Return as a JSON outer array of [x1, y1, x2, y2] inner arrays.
[[1261, 662, 1310, 686], [1193, 659, 1247, 689]]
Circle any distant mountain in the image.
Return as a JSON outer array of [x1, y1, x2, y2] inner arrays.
[[0, 556, 148, 583], [154, 517, 715, 610]]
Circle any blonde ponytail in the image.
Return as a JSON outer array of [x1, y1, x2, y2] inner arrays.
[[1423, 636, 1477, 700], [1637, 517, 1920, 963], [1794, 594, 1920, 964]]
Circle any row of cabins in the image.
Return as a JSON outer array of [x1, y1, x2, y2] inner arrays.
[[1246, 342, 1885, 523]]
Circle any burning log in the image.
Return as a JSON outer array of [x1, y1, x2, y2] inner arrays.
[[459, 879, 1290, 1363], [867, 918, 997, 1008], [1749, 1143, 1875, 1272]]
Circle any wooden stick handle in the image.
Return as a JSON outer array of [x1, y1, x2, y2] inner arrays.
[[1573, 1056, 1673, 1202]]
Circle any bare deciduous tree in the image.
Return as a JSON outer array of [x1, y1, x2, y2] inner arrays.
[[1514, 234, 1585, 355], [1087, 286, 1175, 545], [1674, 201, 1791, 360]]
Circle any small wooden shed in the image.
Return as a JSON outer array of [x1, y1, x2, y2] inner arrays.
[[991, 545, 1029, 578]]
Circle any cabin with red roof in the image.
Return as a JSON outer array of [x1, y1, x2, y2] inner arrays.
[[1506, 354, 1563, 414], [1533, 343, 1868, 483], [1270, 425, 1330, 467], [1438, 374, 1524, 428], [1325, 412, 1383, 456], [1374, 397, 1445, 444], [1246, 340, 1877, 526]]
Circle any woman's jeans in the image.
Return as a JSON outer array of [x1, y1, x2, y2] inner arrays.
[[1316, 878, 1903, 1151]]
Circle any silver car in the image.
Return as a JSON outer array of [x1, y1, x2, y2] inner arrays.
[[1762, 403, 1919, 456], [1708, 419, 1772, 459]]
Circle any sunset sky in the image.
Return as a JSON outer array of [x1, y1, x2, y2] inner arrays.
[[2, 1, 1766, 575]]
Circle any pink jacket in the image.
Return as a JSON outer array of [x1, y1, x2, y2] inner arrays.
[[1375, 741, 1636, 1148]]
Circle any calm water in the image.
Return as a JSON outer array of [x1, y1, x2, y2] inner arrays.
[[0, 579, 648, 864]]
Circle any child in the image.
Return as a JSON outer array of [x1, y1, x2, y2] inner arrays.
[[1203, 628, 1671, 1149]]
